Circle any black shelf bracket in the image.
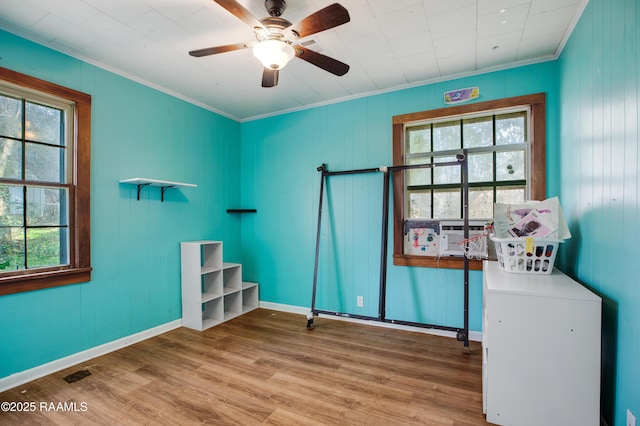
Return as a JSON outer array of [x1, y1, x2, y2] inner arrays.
[[134, 183, 176, 202], [160, 185, 174, 202], [226, 209, 257, 213], [135, 183, 175, 202], [136, 183, 151, 201]]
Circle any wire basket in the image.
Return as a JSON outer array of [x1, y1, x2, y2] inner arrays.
[[456, 233, 489, 260], [490, 235, 563, 274], [455, 223, 494, 260]]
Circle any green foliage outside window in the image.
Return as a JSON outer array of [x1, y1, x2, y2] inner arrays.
[[0, 91, 69, 271]]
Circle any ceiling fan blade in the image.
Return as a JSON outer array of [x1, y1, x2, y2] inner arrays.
[[285, 3, 350, 39], [294, 46, 349, 76], [189, 42, 254, 57], [262, 68, 279, 87], [212, 0, 267, 32]]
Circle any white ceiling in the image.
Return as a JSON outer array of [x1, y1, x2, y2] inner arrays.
[[0, 0, 588, 121]]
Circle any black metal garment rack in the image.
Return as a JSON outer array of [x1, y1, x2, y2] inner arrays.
[[308, 152, 471, 348]]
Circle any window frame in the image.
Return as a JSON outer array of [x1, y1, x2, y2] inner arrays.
[[392, 93, 546, 270], [0, 67, 91, 295]]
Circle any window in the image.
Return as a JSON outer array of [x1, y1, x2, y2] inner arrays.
[[392, 94, 546, 270], [0, 67, 91, 295]]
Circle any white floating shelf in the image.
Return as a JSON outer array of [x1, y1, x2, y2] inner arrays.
[[119, 178, 196, 201]]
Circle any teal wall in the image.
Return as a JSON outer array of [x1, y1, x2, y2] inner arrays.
[[3, 2, 636, 422], [557, 0, 639, 424], [0, 31, 242, 378], [240, 62, 560, 331]]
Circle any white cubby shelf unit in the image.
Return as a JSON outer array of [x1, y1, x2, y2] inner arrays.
[[180, 240, 259, 331]]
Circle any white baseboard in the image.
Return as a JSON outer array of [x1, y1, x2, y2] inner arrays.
[[259, 301, 311, 316], [0, 319, 182, 393], [259, 301, 483, 342]]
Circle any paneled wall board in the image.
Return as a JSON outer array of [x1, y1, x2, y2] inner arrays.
[[0, 31, 241, 379], [557, 0, 639, 424]]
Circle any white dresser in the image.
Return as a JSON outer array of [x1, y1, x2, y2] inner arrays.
[[482, 260, 601, 426]]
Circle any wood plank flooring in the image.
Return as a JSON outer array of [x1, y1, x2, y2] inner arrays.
[[0, 309, 488, 425]]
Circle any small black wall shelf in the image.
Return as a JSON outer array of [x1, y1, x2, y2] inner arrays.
[[120, 178, 197, 202], [226, 209, 257, 213]]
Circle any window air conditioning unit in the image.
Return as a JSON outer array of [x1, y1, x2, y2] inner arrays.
[[439, 220, 489, 257]]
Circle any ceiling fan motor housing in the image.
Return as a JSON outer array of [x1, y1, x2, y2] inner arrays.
[[265, 0, 286, 17]]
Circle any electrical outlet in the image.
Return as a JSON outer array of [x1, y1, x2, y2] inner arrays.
[[628, 409, 636, 426], [356, 296, 364, 307]]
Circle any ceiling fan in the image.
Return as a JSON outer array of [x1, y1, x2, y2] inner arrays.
[[189, 0, 351, 87]]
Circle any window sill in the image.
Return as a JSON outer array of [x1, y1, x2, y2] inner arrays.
[[0, 267, 92, 296], [393, 254, 484, 270]]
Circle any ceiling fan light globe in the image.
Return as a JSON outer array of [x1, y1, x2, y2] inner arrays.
[[253, 40, 295, 70]]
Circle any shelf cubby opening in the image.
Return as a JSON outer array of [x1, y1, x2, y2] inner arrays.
[[242, 283, 259, 312], [201, 271, 222, 303], [223, 291, 242, 321], [202, 297, 223, 328], [223, 263, 242, 292], [201, 243, 223, 270]]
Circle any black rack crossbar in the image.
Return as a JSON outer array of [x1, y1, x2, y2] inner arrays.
[[314, 309, 464, 334], [309, 153, 471, 348], [312, 309, 460, 334], [383, 318, 461, 333], [313, 309, 381, 322], [386, 159, 462, 172], [324, 167, 382, 176]]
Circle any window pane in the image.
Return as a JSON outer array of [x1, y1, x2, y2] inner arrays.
[[26, 227, 68, 268], [463, 116, 492, 148], [406, 124, 431, 154], [433, 121, 460, 151], [0, 138, 22, 179], [25, 142, 65, 183], [434, 155, 459, 184], [433, 189, 460, 218], [409, 191, 431, 218], [469, 152, 493, 183], [496, 187, 526, 205], [0, 185, 24, 226], [469, 188, 493, 219], [25, 102, 63, 146], [0, 227, 25, 271], [496, 151, 525, 181], [27, 187, 67, 226], [407, 157, 431, 186], [496, 112, 526, 145], [0, 94, 23, 139]]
